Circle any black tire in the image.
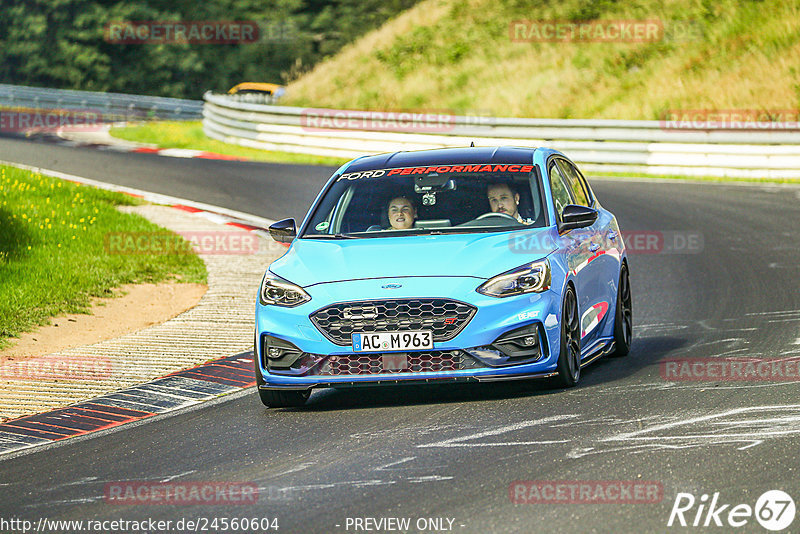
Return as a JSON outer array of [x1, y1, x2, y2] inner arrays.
[[254, 332, 310, 408], [610, 263, 633, 357], [258, 388, 310, 408], [554, 285, 581, 387]]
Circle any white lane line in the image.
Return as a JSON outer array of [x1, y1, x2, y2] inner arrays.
[[744, 310, 800, 316], [158, 148, 206, 158], [272, 462, 316, 477], [376, 457, 416, 471], [278, 480, 395, 492], [419, 439, 570, 448], [602, 405, 800, 442], [159, 470, 196, 482], [567, 439, 764, 459], [737, 441, 763, 450], [417, 414, 578, 448], [408, 475, 454, 483], [609, 430, 800, 441], [709, 416, 800, 425]]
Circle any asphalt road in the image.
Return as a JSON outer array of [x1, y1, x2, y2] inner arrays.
[[0, 134, 333, 223], [1, 136, 800, 534]]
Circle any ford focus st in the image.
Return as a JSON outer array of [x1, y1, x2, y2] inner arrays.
[[255, 146, 632, 407]]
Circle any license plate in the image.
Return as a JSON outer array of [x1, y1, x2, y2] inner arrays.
[[352, 330, 433, 352]]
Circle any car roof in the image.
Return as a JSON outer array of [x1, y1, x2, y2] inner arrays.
[[227, 82, 284, 94], [342, 146, 539, 173]]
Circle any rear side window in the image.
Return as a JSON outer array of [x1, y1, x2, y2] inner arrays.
[[548, 163, 573, 222], [557, 159, 591, 207]]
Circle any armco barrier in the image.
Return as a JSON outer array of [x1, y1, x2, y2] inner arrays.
[[202, 92, 800, 178], [0, 83, 202, 122]]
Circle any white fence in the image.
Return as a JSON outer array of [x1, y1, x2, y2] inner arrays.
[[203, 92, 800, 178]]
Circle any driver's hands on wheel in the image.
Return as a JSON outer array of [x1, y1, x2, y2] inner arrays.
[[475, 212, 518, 221]]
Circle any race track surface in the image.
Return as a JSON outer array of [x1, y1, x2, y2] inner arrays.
[[0, 134, 332, 223], [1, 136, 799, 533]]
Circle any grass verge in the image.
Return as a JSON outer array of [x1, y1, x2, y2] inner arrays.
[[0, 165, 207, 349], [110, 121, 349, 167]]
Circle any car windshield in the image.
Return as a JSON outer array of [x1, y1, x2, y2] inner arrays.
[[302, 163, 547, 238]]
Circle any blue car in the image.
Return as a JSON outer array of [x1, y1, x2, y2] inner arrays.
[[255, 146, 632, 407]]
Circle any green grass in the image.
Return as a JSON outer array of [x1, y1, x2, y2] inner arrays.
[[110, 121, 348, 167], [0, 165, 207, 349]]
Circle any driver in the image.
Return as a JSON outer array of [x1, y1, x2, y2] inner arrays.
[[487, 183, 524, 223], [387, 196, 417, 230]]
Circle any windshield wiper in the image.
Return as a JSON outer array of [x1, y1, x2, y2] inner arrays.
[[302, 233, 359, 239]]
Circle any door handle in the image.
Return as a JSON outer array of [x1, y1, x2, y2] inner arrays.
[[607, 231, 617, 241], [589, 242, 600, 252]]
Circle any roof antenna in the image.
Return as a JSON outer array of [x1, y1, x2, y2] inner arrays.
[[470, 141, 475, 147]]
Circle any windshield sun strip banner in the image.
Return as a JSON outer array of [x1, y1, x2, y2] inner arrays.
[[337, 163, 535, 181]]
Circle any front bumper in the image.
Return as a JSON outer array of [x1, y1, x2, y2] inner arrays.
[[255, 276, 564, 389]]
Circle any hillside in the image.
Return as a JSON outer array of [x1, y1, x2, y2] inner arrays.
[[283, 0, 800, 120]]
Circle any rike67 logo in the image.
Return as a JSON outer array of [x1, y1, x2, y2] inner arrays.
[[668, 490, 795, 531]]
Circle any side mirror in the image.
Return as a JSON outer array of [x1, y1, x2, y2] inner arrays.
[[558, 205, 598, 233], [268, 218, 296, 243]]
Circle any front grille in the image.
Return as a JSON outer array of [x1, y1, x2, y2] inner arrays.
[[309, 298, 477, 346], [312, 350, 483, 376]]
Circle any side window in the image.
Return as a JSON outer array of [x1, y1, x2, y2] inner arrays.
[[574, 164, 596, 205], [548, 163, 573, 222], [557, 159, 591, 207]]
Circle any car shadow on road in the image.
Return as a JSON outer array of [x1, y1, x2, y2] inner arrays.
[[277, 334, 689, 412], [578, 333, 689, 387]]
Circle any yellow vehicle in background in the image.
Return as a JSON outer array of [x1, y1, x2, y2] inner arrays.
[[227, 83, 285, 103]]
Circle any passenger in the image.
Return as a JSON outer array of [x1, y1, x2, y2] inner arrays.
[[487, 183, 523, 223], [387, 196, 417, 230]]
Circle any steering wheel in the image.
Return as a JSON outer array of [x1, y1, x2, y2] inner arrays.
[[476, 212, 517, 221]]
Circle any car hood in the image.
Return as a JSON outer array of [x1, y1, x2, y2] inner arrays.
[[269, 229, 557, 287]]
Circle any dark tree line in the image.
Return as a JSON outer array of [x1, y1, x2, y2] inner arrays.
[[0, 0, 419, 98]]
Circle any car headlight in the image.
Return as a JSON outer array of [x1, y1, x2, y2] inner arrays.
[[477, 259, 551, 297], [260, 271, 311, 307]]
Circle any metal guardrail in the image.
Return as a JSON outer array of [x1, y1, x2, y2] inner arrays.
[[203, 92, 800, 178], [0, 83, 203, 121]]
